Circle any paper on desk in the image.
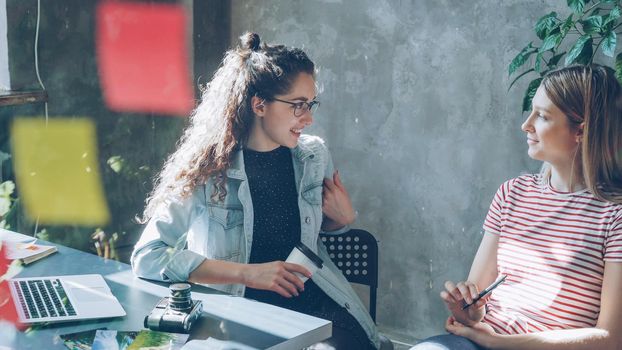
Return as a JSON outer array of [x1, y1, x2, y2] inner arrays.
[[0, 228, 36, 244], [96, 2, 194, 116], [10, 118, 110, 225], [0, 228, 56, 264], [192, 294, 330, 340], [181, 338, 258, 350]]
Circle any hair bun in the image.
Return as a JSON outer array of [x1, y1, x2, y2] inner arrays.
[[240, 32, 261, 51]]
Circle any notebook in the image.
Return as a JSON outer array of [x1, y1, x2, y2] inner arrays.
[[1, 228, 56, 264], [6, 242, 57, 265], [8, 274, 126, 324]]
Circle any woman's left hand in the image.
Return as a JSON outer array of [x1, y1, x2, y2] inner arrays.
[[322, 171, 356, 227], [445, 316, 498, 348]]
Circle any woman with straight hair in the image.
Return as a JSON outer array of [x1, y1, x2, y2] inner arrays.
[[412, 64, 622, 349], [131, 32, 384, 349]]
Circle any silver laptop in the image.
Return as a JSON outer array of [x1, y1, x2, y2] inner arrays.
[[9, 274, 126, 324]]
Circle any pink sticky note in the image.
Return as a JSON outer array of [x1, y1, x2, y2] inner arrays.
[[96, 2, 194, 116]]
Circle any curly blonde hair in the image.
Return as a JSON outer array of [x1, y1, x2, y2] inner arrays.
[[141, 32, 315, 221]]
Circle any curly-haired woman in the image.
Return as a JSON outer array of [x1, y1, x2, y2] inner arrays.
[[131, 32, 384, 349]]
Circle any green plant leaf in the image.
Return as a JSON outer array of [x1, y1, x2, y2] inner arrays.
[[540, 32, 563, 52], [535, 52, 543, 72], [604, 6, 621, 25], [549, 51, 566, 66], [0, 181, 15, 217], [535, 12, 559, 39], [581, 15, 604, 34], [561, 14, 575, 36], [576, 37, 594, 64], [567, 0, 586, 14], [508, 68, 535, 91], [565, 34, 592, 64], [509, 43, 536, 76], [615, 52, 622, 84], [523, 78, 543, 112], [513, 0, 621, 112], [602, 31, 617, 57]]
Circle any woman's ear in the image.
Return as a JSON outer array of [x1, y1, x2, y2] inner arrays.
[[251, 96, 266, 117], [575, 122, 585, 143]]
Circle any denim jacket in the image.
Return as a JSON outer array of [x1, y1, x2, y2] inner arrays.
[[131, 135, 380, 348]]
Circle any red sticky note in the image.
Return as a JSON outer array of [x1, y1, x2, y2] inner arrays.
[[0, 244, 21, 329], [96, 2, 194, 116]]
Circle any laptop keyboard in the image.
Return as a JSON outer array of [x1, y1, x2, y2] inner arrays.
[[12, 279, 77, 320]]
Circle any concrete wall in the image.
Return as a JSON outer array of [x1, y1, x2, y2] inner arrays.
[[230, 0, 567, 341]]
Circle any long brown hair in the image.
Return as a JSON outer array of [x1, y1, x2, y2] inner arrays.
[[141, 32, 315, 221], [541, 64, 622, 204]]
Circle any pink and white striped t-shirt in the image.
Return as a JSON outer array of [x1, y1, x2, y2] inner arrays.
[[482, 174, 622, 334]]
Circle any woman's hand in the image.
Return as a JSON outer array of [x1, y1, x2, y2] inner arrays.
[[322, 171, 356, 228], [241, 261, 311, 298], [445, 316, 498, 348], [440, 280, 489, 326]]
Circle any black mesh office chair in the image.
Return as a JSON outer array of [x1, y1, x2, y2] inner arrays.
[[319, 229, 379, 322]]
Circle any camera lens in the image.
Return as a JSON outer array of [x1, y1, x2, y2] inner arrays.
[[169, 283, 193, 311]]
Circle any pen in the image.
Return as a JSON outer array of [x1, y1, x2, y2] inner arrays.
[[462, 274, 507, 310]]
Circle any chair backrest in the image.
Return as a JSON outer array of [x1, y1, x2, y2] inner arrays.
[[319, 229, 378, 322]]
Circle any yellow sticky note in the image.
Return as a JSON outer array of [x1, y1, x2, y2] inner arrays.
[[11, 118, 110, 225]]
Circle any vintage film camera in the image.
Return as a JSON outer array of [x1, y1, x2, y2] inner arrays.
[[144, 283, 203, 333]]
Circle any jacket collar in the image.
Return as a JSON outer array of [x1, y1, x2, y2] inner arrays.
[[226, 149, 245, 180], [292, 141, 317, 161], [226, 141, 317, 180]]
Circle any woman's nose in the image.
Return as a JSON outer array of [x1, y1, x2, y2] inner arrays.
[[521, 113, 534, 133], [301, 111, 313, 126]]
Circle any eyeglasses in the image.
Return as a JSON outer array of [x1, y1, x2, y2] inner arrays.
[[270, 97, 320, 117]]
